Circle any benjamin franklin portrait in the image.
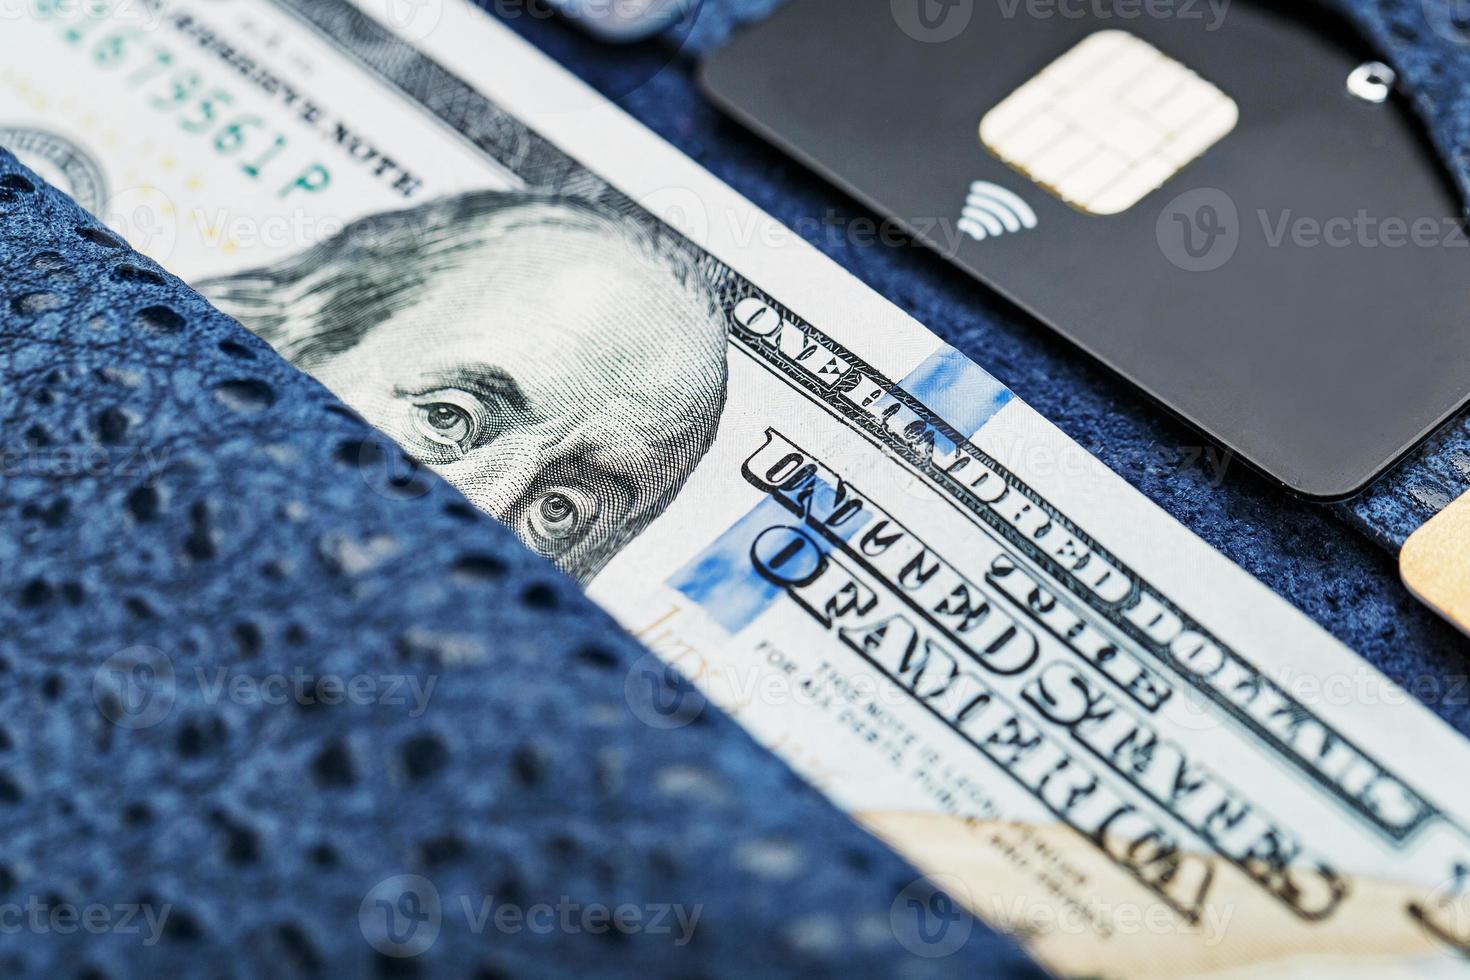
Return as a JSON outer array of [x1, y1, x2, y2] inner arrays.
[[201, 190, 730, 584]]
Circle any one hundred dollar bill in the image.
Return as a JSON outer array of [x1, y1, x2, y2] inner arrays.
[[5, 0, 1470, 974]]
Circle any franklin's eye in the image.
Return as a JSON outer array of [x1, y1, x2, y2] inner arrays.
[[408, 390, 488, 457], [421, 403, 470, 441], [524, 486, 598, 551]]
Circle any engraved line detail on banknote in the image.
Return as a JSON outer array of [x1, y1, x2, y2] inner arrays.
[[261, 0, 1436, 845], [742, 427, 1348, 922]]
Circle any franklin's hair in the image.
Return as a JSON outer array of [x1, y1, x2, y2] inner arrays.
[[200, 189, 724, 372]]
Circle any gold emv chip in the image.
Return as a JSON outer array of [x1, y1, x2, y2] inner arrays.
[[979, 30, 1239, 216]]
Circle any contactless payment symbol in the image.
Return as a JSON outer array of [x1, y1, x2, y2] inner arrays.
[[958, 180, 1039, 243]]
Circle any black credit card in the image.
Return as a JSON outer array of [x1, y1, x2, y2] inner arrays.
[[700, 0, 1470, 499]]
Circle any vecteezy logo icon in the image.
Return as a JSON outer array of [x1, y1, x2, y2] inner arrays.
[[892, 0, 975, 43], [915, 0, 961, 29], [359, 874, 441, 958], [957, 181, 1039, 244], [1412, 863, 1470, 957], [349, 429, 433, 501], [93, 646, 176, 730], [378, 0, 444, 41], [624, 653, 707, 730], [1423, 0, 1470, 46], [1156, 187, 1239, 272], [890, 875, 974, 958], [1175, 205, 1227, 257]]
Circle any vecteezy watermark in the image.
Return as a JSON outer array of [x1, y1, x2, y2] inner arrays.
[[976, 429, 1236, 489], [892, 0, 975, 43], [1268, 664, 1470, 711], [1111, 438, 1235, 489], [1156, 187, 1240, 272], [522, 0, 706, 101], [891, 875, 975, 958], [895, 0, 1229, 40], [1422, 0, 1470, 46], [0, 445, 168, 480], [1, 0, 166, 29], [0, 896, 172, 946], [360, 875, 441, 958], [1414, 867, 1470, 957], [373, 0, 446, 42], [93, 646, 437, 729], [623, 652, 708, 729], [1255, 209, 1470, 251], [639, 191, 951, 260], [342, 429, 436, 502], [358, 874, 703, 958], [367, 0, 713, 74], [976, 893, 1236, 946], [619, 620, 967, 732], [994, 0, 1230, 31], [1157, 186, 1470, 271]]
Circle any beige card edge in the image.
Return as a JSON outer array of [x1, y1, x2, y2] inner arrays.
[[1401, 491, 1470, 638]]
